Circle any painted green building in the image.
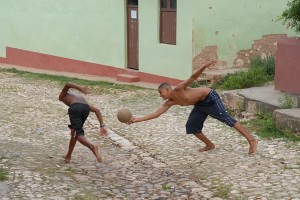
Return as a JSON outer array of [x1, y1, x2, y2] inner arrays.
[[0, 0, 296, 84]]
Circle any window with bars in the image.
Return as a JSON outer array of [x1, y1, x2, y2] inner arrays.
[[160, 0, 177, 45]]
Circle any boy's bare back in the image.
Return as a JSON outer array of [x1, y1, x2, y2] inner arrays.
[[62, 91, 88, 106], [168, 86, 212, 106]]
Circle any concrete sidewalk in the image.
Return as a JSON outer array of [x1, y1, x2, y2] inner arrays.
[[221, 85, 300, 133]]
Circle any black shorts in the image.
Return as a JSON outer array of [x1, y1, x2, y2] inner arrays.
[[186, 90, 237, 134], [68, 103, 90, 137]]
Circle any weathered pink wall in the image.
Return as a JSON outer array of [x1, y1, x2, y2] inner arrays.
[[275, 37, 300, 95], [0, 47, 183, 85]]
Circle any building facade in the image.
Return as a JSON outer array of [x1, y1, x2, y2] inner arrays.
[[0, 0, 297, 84]]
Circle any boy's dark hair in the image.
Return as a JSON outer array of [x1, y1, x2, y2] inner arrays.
[[158, 82, 171, 89]]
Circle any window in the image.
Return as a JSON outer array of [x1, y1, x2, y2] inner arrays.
[[128, 0, 138, 6], [160, 0, 177, 45]]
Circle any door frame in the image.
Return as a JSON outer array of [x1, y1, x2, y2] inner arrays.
[[126, 1, 139, 70]]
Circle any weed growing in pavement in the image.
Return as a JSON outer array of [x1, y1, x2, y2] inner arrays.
[[214, 184, 232, 199], [279, 93, 297, 108], [212, 56, 275, 90], [0, 68, 146, 93], [162, 183, 174, 190], [74, 189, 99, 200], [209, 178, 232, 199], [246, 112, 300, 142], [0, 168, 8, 181]]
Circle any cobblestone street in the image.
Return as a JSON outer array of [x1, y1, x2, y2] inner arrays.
[[1, 71, 300, 200]]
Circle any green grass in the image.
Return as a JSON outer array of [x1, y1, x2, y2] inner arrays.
[[279, 93, 297, 108], [209, 178, 232, 199], [214, 184, 232, 199], [247, 112, 300, 141], [162, 183, 175, 190], [212, 56, 275, 90], [0, 68, 145, 92], [0, 168, 8, 181]]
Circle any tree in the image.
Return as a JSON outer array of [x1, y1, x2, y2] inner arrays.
[[282, 0, 300, 34]]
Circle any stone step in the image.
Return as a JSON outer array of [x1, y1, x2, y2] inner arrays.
[[116, 74, 140, 83], [273, 108, 300, 133], [123, 68, 139, 76], [196, 77, 211, 83], [221, 89, 281, 115], [202, 68, 247, 80], [221, 86, 300, 133]]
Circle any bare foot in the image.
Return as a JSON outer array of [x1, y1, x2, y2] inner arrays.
[[92, 145, 102, 162], [249, 139, 258, 156], [199, 144, 215, 152], [64, 156, 71, 163]]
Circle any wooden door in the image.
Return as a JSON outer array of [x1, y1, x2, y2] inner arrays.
[[127, 5, 139, 70]]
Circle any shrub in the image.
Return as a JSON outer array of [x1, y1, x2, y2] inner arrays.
[[219, 68, 269, 90], [249, 56, 275, 76], [212, 56, 275, 90]]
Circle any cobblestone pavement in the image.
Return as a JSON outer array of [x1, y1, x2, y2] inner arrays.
[[0, 72, 300, 200]]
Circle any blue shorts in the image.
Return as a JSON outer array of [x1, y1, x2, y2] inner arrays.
[[186, 90, 237, 134]]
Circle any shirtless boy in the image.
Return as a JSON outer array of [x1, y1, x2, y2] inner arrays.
[[59, 82, 107, 163], [130, 61, 258, 155]]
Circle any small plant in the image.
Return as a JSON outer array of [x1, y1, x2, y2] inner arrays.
[[209, 178, 233, 199], [282, 0, 300, 34], [213, 183, 232, 199], [162, 183, 175, 190], [279, 93, 296, 108], [0, 168, 8, 181]]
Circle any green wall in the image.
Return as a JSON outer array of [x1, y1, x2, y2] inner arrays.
[[1, 0, 297, 80], [192, 0, 298, 66], [139, 0, 193, 80], [0, 0, 193, 80], [0, 0, 126, 68]]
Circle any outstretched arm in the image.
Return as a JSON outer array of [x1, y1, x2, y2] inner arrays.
[[59, 82, 89, 101], [89, 105, 108, 136], [176, 60, 216, 90], [130, 101, 173, 123]]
